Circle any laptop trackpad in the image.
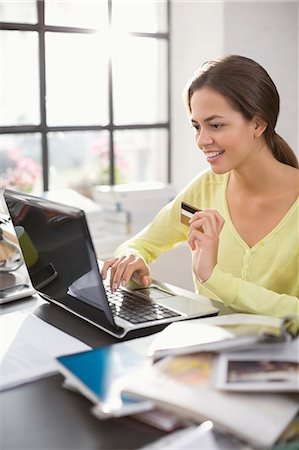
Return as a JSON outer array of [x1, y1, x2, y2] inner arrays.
[[157, 296, 217, 316], [132, 287, 216, 316], [133, 286, 173, 300]]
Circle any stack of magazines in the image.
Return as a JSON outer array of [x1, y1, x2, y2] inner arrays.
[[56, 313, 299, 449]]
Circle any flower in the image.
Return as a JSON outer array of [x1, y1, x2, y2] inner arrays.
[[90, 136, 130, 184], [0, 148, 42, 192]]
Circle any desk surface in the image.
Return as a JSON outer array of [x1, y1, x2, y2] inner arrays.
[[0, 287, 229, 450]]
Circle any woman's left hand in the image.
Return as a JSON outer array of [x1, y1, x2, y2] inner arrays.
[[188, 208, 224, 283]]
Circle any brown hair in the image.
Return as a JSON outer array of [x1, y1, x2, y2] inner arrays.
[[185, 55, 298, 168]]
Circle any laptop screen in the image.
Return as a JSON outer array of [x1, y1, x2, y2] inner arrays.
[[4, 189, 116, 329]]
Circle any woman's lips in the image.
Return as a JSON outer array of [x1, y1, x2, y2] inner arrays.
[[205, 150, 225, 162]]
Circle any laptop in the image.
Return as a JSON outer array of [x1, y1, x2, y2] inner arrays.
[[4, 189, 218, 338]]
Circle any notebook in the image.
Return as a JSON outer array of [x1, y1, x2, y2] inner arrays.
[[4, 189, 218, 338]]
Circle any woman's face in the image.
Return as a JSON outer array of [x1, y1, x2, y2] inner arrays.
[[190, 87, 257, 174]]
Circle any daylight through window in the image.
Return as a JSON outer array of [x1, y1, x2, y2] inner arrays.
[[0, 0, 170, 193]]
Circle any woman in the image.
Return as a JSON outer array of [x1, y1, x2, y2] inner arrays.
[[102, 55, 298, 323]]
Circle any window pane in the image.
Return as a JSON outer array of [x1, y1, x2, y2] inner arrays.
[[45, 33, 109, 126], [0, 133, 42, 193], [45, 0, 108, 29], [0, 31, 40, 126], [48, 130, 110, 190], [0, 0, 37, 24], [114, 129, 168, 183], [113, 37, 168, 124], [112, 0, 167, 33]]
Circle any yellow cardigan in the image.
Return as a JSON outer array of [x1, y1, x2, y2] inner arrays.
[[115, 170, 299, 324]]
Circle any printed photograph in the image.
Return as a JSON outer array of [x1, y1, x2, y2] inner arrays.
[[226, 360, 299, 384]]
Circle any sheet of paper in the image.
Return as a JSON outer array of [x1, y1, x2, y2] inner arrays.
[[125, 333, 158, 357], [0, 310, 90, 390], [139, 421, 224, 450]]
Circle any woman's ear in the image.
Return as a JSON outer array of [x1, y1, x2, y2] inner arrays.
[[252, 116, 268, 138]]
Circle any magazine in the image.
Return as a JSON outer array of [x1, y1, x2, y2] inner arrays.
[[148, 313, 296, 360], [122, 353, 299, 449], [56, 342, 153, 418]]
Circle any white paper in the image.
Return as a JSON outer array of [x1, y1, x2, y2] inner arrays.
[[148, 313, 289, 360], [139, 421, 222, 450], [126, 333, 157, 357], [148, 321, 234, 357], [0, 310, 90, 390], [201, 313, 283, 327], [134, 408, 185, 432]]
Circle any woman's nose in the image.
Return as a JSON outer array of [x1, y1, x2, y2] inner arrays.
[[196, 129, 213, 149]]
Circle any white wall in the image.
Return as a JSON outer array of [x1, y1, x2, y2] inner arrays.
[[223, 1, 298, 154], [171, 0, 224, 191], [170, 0, 299, 191]]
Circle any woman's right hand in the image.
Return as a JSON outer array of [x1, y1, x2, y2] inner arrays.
[[101, 254, 152, 292]]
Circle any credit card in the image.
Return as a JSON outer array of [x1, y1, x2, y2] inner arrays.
[[181, 201, 202, 226]]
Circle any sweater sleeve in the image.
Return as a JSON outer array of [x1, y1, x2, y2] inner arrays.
[[201, 265, 299, 332], [114, 195, 188, 263], [114, 171, 213, 261]]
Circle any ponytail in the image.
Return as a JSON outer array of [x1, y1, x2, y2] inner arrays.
[[266, 130, 298, 168]]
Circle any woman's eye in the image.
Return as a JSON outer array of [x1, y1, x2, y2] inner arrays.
[[192, 124, 200, 131], [210, 123, 223, 129]]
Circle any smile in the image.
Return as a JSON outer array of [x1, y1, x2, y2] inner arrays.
[[205, 150, 225, 161]]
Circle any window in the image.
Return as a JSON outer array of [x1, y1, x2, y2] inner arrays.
[[0, 0, 170, 193]]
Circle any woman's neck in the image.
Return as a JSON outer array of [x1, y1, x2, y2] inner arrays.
[[229, 150, 293, 196]]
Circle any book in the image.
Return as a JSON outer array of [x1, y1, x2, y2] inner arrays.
[[148, 313, 296, 361], [122, 353, 299, 449], [56, 342, 153, 419], [213, 337, 299, 393]]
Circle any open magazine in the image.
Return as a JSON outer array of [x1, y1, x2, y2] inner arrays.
[[122, 352, 299, 449], [148, 313, 297, 360]]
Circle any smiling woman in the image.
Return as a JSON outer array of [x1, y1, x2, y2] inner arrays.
[[101, 55, 299, 333], [186, 56, 298, 170], [189, 86, 267, 171]]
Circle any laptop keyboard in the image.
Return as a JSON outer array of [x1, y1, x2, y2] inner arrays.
[[105, 286, 181, 324]]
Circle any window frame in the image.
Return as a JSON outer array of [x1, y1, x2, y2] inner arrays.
[[0, 0, 171, 191]]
